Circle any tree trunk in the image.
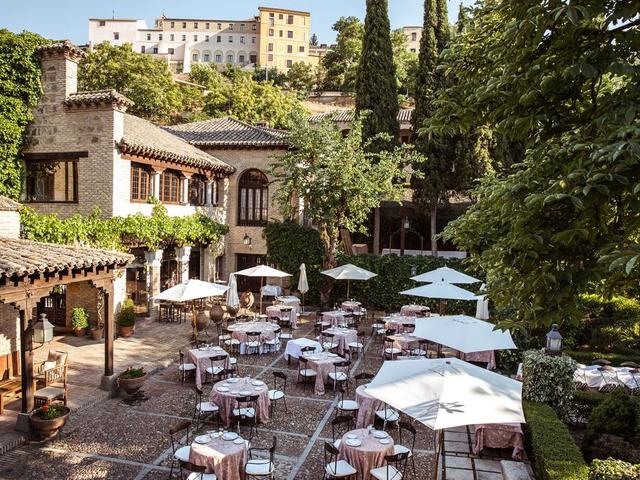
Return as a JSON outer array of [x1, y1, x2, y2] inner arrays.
[[372, 207, 381, 255], [319, 226, 339, 308], [430, 204, 438, 257]]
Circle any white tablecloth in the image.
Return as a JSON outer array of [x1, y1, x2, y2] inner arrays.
[[284, 338, 323, 360], [262, 284, 282, 297], [277, 296, 301, 306], [574, 365, 639, 390]]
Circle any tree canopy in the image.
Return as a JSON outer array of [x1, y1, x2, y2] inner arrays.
[[0, 29, 47, 199], [320, 16, 364, 92], [286, 62, 317, 96], [431, 0, 640, 329]]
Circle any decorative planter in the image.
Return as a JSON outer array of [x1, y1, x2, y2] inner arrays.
[[118, 372, 147, 395], [118, 325, 133, 337], [29, 407, 70, 440], [209, 305, 225, 323], [74, 328, 86, 337], [89, 328, 103, 340]]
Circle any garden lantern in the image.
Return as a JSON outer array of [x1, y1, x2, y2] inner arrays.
[[242, 233, 252, 246], [545, 324, 563, 355], [33, 313, 54, 344]]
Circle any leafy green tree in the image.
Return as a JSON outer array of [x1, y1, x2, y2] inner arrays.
[[286, 62, 316, 95], [456, 3, 469, 35], [435, 0, 450, 52], [431, 1, 640, 329], [79, 43, 182, 122], [270, 112, 413, 305], [252, 66, 287, 86], [355, 0, 399, 151], [391, 29, 418, 96], [0, 29, 47, 199], [321, 16, 364, 92]]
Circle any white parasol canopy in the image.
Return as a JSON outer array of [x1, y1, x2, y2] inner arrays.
[[322, 263, 377, 298], [366, 358, 524, 430], [298, 264, 309, 294], [154, 279, 229, 302], [226, 274, 240, 309], [400, 281, 478, 301], [234, 265, 291, 312], [413, 315, 516, 353], [411, 266, 481, 284]]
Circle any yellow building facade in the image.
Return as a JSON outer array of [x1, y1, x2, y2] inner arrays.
[[257, 7, 312, 72]]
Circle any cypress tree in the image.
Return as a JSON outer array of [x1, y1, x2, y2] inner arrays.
[[355, 0, 399, 152], [435, 0, 450, 53], [457, 3, 469, 35]]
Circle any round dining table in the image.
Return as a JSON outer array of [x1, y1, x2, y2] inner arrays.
[[189, 431, 248, 480], [209, 377, 270, 427], [226, 321, 280, 354], [265, 304, 298, 328], [341, 300, 362, 312], [355, 384, 384, 429], [384, 315, 416, 333], [188, 345, 230, 389], [338, 428, 394, 480]]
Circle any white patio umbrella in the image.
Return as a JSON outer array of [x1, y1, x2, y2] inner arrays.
[[476, 284, 490, 320], [413, 315, 516, 354], [234, 265, 291, 312], [400, 281, 478, 314], [411, 266, 481, 284], [321, 263, 377, 299], [154, 279, 229, 339], [366, 357, 524, 431], [298, 263, 309, 312], [226, 274, 240, 310]]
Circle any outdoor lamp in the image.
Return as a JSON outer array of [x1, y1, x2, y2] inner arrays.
[[242, 234, 252, 246], [403, 218, 410, 230], [33, 313, 54, 344], [545, 324, 563, 355]]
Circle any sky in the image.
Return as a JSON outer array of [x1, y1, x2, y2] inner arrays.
[[3, 0, 472, 45]]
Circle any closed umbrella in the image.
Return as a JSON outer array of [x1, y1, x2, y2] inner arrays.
[[411, 266, 481, 284], [234, 265, 291, 312], [476, 283, 490, 320], [413, 315, 516, 353], [298, 263, 309, 313], [400, 281, 478, 314], [226, 274, 240, 310], [321, 263, 377, 299]]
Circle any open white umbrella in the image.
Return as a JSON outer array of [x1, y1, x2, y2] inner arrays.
[[401, 281, 478, 314], [234, 265, 291, 312], [298, 263, 309, 312], [366, 358, 524, 430], [413, 315, 516, 353], [321, 263, 377, 299], [154, 279, 229, 339], [226, 274, 240, 310], [411, 266, 481, 284]]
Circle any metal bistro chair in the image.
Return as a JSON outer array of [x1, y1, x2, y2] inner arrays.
[[328, 360, 351, 392], [263, 327, 281, 354], [315, 313, 331, 336], [375, 402, 400, 432], [206, 354, 229, 384], [298, 345, 316, 365], [178, 459, 217, 480], [192, 387, 220, 432], [347, 331, 366, 359], [178, 350, 197, 385], [245, 331, 263, 356], [323, 441, 357, 479], [232, 394, 259, 438], [331, 414, 354, 449], [355, 372, 374, 388], [369, 451, 409, 480], [245, 435, 277, 479], [598, 365, 626, 393], [168, 420, 191, 479], [321, 332, 340, 353], [336, 384, 359, 423], [395, 420, 417, 477], [268, 371, 288, 414], [297, 356, 317, 391], [383, 336, 401, 360]]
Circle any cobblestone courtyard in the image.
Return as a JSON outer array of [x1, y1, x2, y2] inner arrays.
[[0, 315, 438, 479]]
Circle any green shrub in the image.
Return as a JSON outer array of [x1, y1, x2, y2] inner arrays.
[[117, 299, 136, 327], [118, 367, 145, 379], [589, 458, 640, 480], [523, 350, 576, 420], [572, 391, 609, 423], [583, 389, 638, 462], [70, 307, 89, 330], [567, 350, 640, 366], [523, 401, 589, 480]]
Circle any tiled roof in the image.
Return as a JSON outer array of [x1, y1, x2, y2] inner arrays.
[[0, 196, 21, 212], [0, 237, 133, 279], [119, 114, 234, 173], [36, 41, 87, 59], [65, 89, 134, 110], [308, 108, 414, 123], [166, 117, 289, 148]]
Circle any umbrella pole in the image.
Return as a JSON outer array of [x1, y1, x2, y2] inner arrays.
[[347, 280, 350, 300], [259, 277, 264, 314], [434, 429, 444, 480], [192, 301, 198, 342]]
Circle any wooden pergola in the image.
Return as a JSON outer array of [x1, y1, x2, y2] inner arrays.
[[0, 237, 132, 427]]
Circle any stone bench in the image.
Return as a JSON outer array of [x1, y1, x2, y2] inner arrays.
[[500, 460, 531, 480]]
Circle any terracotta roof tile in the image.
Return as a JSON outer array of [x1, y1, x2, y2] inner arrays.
[[64, 89, 134, 109], [308, 108, 414, 123], [36, 41, 87, 59], [0, 196, 21, 212]]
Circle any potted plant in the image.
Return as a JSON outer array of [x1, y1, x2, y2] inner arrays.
[[90, 292, 104, 340], [117, 367, 147, 395], [117, 300, 136, 337], [71, 307, 89, 337], [29, 402, 70, 440]]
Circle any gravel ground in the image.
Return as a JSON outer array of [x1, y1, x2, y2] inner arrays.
[[0, 312, 437, 479]]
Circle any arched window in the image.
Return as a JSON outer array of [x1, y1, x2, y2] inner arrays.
[[238, 169, 268, 226]]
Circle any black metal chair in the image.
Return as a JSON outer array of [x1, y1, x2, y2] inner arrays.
[[355, 372, 374, 388], [192, 387, 220, 432], [395, 420, 417, 477], [383, 336, 401, 360], [205, 354, 228, 384], [178, 459, 217, 479], [328, 360, 351, 392], [331, 415, 354, 448], [232, 394, 259, 438], [268, 371, 288, 414], [168, 420, 191, 479], [335, 384, 359, 423], [178, 350, 196, 385], [245, 331, 262, 355], [245, 435, 277, 479], [297, 357, 317, 391], [369, 451, 409, 480], [323, 441, 357, 479], [347, 331, 366, 359]]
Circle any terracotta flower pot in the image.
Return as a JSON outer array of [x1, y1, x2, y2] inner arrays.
[[209, 304, 225, 323], [118, 325, 133, 337], [118, 373, 147, 395], [74, 328, 86, 337], [29, 407, 70, 440], [89, 328, 103, 340]]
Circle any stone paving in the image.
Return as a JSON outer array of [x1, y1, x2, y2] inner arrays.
[[0, 313, 529, 479]]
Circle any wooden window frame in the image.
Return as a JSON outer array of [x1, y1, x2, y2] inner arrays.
[[25, 158, 79, 204], [189, 175, 207, 206], [238, 169, 268, 226], [159, 171, 181, 204], [130, 163, 151, 203]]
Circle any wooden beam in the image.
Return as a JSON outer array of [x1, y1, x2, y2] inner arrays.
[[19, 306, 33, 413], [104, 285, 114, 377]]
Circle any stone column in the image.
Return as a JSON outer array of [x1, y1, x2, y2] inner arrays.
[[181, 174, 191, 205], [205, 179, 214, 206], [145, 249, 163, 316], [151, 170, 163, 199], [175, 246, 191, 284]]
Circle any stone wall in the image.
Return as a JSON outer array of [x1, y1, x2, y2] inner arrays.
[[0, 304, 20, 379], [65, 281, 101, 330]]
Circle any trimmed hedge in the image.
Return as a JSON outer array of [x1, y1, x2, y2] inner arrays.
[[566, 350, 640, 366], [524, 401, 589, 480], [589, 458, 640, 480]]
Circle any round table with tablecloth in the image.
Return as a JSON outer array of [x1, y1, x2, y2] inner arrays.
[[209, 377, 270, 427], [227, 321, 280, 354], [338, 428, 394, 480]]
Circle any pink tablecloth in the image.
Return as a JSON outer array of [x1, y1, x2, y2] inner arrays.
[[355, 385, 384, 428], [265, 305, 298, 328], [323, 327, 358, 356], [227, 321, 279, 354], [341, 301, 362, 312], [389, 334, 421, 352], [384, 316, 415, 333], [400, 305, 431, 317], [322, 310, 349, 326], [305, 352, 344, 395], [187, 347, 229, 389], [190, 434, 248, 480], [461, 350, 496, 370], [339, 429, 394, 480], [209, 378, 270, 427], [473, 423, 524, 460]]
